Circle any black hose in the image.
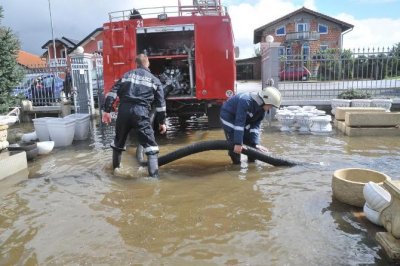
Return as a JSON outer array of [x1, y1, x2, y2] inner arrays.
[[137, 140, 299, 167]]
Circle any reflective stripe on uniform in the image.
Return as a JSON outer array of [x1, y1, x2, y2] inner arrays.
[[220, 118, 244, 131], [156, 106, 166, 112], [250, 128, 259, 133], [107, 92, 117, 99], [247, 111, 254, 118], [122, 74, 158, 90], [144, 146, 159, 153], [245, 124, 250, 130]]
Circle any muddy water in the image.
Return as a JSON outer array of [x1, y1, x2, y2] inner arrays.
[[1, 117, 400, 265]]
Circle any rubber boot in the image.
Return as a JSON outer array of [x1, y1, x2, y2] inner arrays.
[[112, 150, 122, 169], [147, 154, 159, 177], [228, 150, 241, 165]]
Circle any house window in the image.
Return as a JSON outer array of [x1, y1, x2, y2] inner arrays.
[[302, 43, 310, 60], [318, 24, 328, 34], [278, 47, 285, 56], [297, 23, 308, 32], [97, 40, 103, 51], [320, 45, 328, 51], [61, 50, 66, 58], [275, 26, 285, 36]]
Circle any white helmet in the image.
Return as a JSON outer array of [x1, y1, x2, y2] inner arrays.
[[259, 86, 281, 108]]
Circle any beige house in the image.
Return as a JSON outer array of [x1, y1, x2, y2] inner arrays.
[[253, 7, 354, 58]]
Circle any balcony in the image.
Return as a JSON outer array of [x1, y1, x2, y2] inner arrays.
[[286, 31, 320, 42], [47, 58, 68, 67]]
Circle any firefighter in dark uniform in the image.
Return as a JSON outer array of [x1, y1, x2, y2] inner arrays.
[[102, 54, 167, 177], [220, 83, 281, 164]]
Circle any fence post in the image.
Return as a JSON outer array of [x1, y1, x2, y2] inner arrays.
[[70, 53, 96, 115], [261, 41, 281, 89]]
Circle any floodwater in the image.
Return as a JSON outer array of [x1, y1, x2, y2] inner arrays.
[[1, 115, 400, 266], [1, 78, 400, 265]]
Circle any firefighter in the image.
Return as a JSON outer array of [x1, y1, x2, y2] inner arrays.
[[220, 83, 281, 164], [102, 54, 167, 177]]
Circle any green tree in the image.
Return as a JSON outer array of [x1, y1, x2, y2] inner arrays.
[[0, 6, 23, 114], [391, 42, 400, 57]]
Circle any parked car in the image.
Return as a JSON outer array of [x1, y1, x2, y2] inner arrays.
[[12, 74, 38, 98], [279, 66, 311, 81], [13, 74, 64, 105]]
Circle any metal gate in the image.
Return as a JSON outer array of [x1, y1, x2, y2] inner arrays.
[[70, 54, 95, 114], [92, 54, 104, 115]]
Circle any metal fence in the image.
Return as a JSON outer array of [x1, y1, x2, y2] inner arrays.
[[276, 47, 400, 100], [11, 65, 69, 106], [9, 54, 104, 115]]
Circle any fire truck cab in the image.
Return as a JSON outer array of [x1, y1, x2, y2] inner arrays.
[[103, 0, 236, 127]]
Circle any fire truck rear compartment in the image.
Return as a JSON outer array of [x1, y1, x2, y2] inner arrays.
[[136, 30, 195, 99], [134, 24, 223, 127]]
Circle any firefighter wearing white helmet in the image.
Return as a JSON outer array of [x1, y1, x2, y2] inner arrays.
[[220, 81, 281, 164], [259, 84, 282, 108]]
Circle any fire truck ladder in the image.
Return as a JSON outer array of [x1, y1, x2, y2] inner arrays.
[[178, 0, 224, 16], [108, 12, 132, 81]]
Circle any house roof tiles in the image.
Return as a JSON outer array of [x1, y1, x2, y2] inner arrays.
[[17, 50, 46, 68]]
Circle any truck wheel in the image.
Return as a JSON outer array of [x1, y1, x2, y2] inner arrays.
[[207, 105, 221, 128]]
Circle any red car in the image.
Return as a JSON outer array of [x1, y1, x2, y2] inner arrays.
[[279, 66, 311, 81]]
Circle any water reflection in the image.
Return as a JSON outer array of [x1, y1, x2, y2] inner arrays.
[[1, 116, 400, 265]]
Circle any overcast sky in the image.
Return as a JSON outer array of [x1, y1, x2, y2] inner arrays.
[[1, 0, 400, 59]]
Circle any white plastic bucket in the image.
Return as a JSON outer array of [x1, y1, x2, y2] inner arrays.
[[64, 113, 91, 140], [46, 118, 76, 147], [363, 181, 391, 212], [363, 203, 383, 226], [37, 141, 55, 155], [33, 117, 56, 141]]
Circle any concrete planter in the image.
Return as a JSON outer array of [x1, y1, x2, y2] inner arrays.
[[332, 168, 391, 207], [372, 99, 392, 112], [310, 115, 332, 135], [351, 99, 372, 108], [331, 99, 351, 115]]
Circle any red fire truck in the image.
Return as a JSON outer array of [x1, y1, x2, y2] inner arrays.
[[102, 0, 236, 127]]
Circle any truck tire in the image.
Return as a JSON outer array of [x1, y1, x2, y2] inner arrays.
[[207, 105, 221, 128]]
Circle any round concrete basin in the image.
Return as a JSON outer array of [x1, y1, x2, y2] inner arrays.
[[332, 168, 391, 207]]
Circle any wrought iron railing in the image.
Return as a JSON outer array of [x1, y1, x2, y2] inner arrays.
[[276, 47, 400, 100], [48, 58, 68, 67], [285, 31, 320, 42], [108, 0, 226, 22]]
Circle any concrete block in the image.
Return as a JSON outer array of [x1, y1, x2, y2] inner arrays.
[[345, 126, 400, 137], [345, 112, 400, 127], [0, 151, 28, 181], [334, 120, 346, 133], [0, 168, 29, 198], [376, 231, 400, 260], [0, 126, 7, 142], [335, 107, 385, 121]]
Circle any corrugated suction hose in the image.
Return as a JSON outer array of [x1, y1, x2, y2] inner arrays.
[[136, 140, 299, 167]]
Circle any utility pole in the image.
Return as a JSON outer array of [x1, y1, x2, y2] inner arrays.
[[48, 0, 57, 66]]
